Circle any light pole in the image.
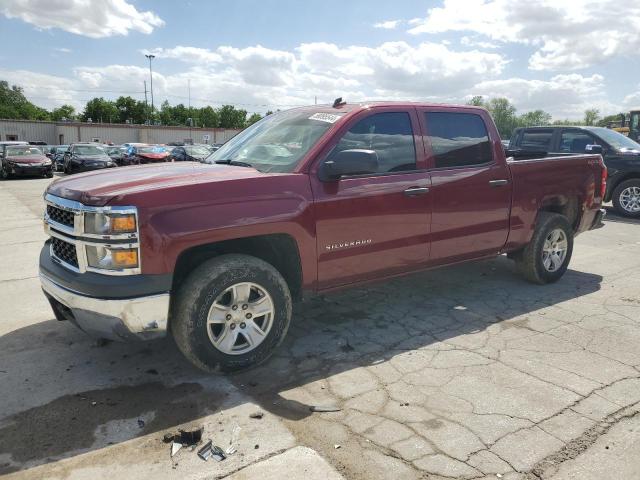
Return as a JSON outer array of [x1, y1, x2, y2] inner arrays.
[[145, 54, 155, 121]]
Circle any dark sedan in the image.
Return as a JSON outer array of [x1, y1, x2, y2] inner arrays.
[[170, 144, 213, 162], [49, 145, 70, 171], [63, 144, 116, 174], [0, 145, 53, 179]]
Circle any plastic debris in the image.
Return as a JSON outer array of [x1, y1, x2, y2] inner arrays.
[[163, 427, 203, 446], [171, 442, 182, 457], [225, 445, 237, 455], [198, 441, 226, 462], [309, 405, 341, 412], [453, 305, 467, 311], [249, 411, 264, 419], [334, 444, 341, 449]]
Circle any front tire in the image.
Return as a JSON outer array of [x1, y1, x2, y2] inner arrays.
[[612, 179, 640, 218], [515, 212, 573, 284], [172, 254, 292, 373]]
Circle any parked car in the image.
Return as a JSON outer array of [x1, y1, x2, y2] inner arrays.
[[49, 145, 69, 171], [509, 126, 640, 217], [123, 145, 170, 165], [0, 144, 53, 179], [63, 143, 116, 174], [170, 144, 212, 162], [40, 102, 606, 373], [106, 146, 128, 166]]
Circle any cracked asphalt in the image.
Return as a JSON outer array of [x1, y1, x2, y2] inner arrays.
[[1, 176, 640, 480]]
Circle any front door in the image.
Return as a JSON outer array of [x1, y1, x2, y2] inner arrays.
[[310, 108, 432, 289], [419, 109, 511, 265]]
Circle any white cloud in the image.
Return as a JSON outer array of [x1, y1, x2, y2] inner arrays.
[[53, 47, 72, 53], [469, 74, 620, 118], [3, 40, 631, 119], [373, 20, 401, 30], [0, 0, 164, 38], [460, 36, 498, 49], [408, 0, 640, 71]]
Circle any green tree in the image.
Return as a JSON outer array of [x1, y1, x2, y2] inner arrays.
[[218, 105, 248, 128], [584, 108, 600, 126], [0, 80, 50, 120], [81, 97, 118, 123], [467, 96, 485, 107], [115, 96, 147, 124], [51, 104, 76, 121], [517, 110, 552, 127], [245, 112, 262, 127], [199, 106, 219, 128], [486, 98, 518, 138]]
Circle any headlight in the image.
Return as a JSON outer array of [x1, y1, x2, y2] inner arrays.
[[86, 245, 139, 270], [84, 212, 137, 235]]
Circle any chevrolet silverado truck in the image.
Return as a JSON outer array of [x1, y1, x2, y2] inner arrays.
[[40, 102, 606, 372]]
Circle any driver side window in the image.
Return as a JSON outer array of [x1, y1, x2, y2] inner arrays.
[[333, 112, 417, 173]]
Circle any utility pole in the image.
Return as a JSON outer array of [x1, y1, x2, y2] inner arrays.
[[145, 54, 155, 121], [315, 95, 317, 105], [143, 80, 149, 124], [188, 79, 192, 143]]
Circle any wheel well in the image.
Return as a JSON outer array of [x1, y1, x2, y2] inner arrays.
[[539, 197, 579, 230], [172, 234, 304, 301]]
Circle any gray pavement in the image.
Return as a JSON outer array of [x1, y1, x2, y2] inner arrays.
[[1, 175, 640, 479]]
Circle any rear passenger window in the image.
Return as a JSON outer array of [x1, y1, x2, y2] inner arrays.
[[559, 131, 597, 153], [424, 112, 493, 168], [333, 112, 416, 173], [520, 129, 554, 151]]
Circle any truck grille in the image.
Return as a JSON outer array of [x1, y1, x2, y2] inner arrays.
[[47, 205, 74, 229], [51, 237, 78, 268]]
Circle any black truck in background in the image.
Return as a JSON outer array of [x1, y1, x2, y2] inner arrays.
[[509, 126, 640, 217]]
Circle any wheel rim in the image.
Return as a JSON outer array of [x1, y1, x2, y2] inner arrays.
[[542, 228, 568, 272], [619, 186, 640, 213], [206, 282, 274, 355]]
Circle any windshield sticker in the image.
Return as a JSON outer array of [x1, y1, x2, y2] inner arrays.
[[309, 113, 342, 124]]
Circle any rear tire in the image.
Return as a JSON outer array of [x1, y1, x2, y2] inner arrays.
[[172, 254, 292, 373], [515, 212, 573, 284], [612, 179, 640, 218]]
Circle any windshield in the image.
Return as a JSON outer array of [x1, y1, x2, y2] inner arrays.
[[205, 109, 344, 172], [6, 146, 43, 156], [185, 145, 211, 156], [55, 146, 68, 153], [585, 127, 640, 151], [74, 145, 105, 155], [138, 146, 167, 154]]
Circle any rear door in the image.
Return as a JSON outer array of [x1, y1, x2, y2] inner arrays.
[[419, 109, 511, 265], [310, 107, 432, 289]]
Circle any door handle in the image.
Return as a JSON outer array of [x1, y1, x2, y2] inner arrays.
[[404, 186, 430, 196], [489, 179, 509, 187]]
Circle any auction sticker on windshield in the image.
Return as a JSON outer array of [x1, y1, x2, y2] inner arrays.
[[308, 113, 342, 123]]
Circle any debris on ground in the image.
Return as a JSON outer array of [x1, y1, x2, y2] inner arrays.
[[145, 368, 159, 375], [453, 305, 467, 311], [91, 401, 97, 406], [162, 427, 204, 446], [225, 445, 237, 455], [137, 419, 145, 428], [310, 405, 342, 412], [198, 441, 226, 462], [249, 411, 264, 419], [171, 442, 182, 457], [254, 444, 260, 449], [334, 444, 341, 449]]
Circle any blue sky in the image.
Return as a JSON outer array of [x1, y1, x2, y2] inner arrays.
[[1, 0, 639, 119]]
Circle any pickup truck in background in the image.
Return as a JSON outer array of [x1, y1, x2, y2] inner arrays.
[[509, 126, 640, 217], [39, 102, 606, 373]]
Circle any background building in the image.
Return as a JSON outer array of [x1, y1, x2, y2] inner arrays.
[[0, 119, 241, 145]]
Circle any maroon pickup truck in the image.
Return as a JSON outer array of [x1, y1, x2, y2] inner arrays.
[[40, 102, 606, 372]]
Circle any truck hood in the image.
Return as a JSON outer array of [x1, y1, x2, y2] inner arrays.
[[47, 162, 265, 206]]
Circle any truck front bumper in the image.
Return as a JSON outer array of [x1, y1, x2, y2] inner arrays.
[[40, 272, 170, 341]]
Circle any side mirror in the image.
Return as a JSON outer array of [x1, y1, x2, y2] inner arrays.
[[585, 144, 604, 155], [320, 149, 379, 180]]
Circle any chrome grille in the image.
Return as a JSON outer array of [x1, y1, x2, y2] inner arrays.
[[47, 205, 74, 228], [51, 237, 78, 268]]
